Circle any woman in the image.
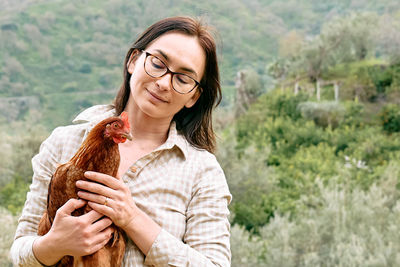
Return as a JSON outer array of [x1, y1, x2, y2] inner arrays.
[[10, 16, 231, 266]]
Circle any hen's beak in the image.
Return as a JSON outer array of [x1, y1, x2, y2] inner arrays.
[[123, 132, 133, 141]]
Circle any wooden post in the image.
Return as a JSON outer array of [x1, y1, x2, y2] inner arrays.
[[234, 71, 247, 117], [294, 81, 299, 95], [316, 79, 321, 101], [334, 82, 339, 102]]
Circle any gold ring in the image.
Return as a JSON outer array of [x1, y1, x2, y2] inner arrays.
[[104, 197, 108, 207]]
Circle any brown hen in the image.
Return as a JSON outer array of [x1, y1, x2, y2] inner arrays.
[[38, 111, 132, 267]]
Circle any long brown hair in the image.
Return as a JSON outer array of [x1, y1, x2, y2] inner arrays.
[[114, 16, 221, 153]]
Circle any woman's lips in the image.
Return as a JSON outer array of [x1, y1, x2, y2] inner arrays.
[[146, 89, 168, 103]]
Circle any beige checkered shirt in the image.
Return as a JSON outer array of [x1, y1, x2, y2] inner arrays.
[[10, 105, 232, 266]]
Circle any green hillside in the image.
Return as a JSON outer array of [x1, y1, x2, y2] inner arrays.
[[2, 0, 400, 127]]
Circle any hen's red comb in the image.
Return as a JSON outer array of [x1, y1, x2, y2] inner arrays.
[[120, 111, 130, 129]]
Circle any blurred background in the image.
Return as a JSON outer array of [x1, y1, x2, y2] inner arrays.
[[1, 0, 400, 266]]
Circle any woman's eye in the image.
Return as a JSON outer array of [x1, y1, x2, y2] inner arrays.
[[176, 74, 191, 84], [151, 57, 165, 70]]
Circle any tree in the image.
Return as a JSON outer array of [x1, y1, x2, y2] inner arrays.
[[376, 14, 400, 64], [321, 13, 379, 62], [278, 30, 304, 59], [234, 69, 263, 117], [271, 13, 380, 100]]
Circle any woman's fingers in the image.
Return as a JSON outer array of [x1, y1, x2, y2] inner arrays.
[[76, 179, 115, 198], [75, 171, 137, 230], [58, 198, 87, 216], [77, 190, 112, 207], [91, 216, 113, 233], [88, 227, 114, 254], [83, 171, 121, 189], [80, 209, 106, 223], [87, 201, 114, 218], [46, 198, 117, 259]]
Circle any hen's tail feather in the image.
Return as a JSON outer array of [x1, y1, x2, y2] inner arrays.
[[37, 212, 51, 236], [56, 256, 73, 266], [111, 227, 120, 247]]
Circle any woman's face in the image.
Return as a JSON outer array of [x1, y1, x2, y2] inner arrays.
[[127, 32, 206, 120]]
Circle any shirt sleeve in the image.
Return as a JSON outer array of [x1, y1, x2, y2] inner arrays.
[[9, 128, 62, 266], [144, 157, 232, 267]]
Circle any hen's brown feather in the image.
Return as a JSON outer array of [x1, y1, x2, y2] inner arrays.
[[38, 116, 127, 267]]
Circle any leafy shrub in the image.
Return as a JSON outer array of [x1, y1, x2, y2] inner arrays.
[[276, 143, 339, 182], [0, 121, 47, 214], [298, 101, 345, 129], [235, 91, 310, 153], [367, 64, 392, 93], [341, 100, 364, 127], [230, 224, 266, 267], [334, 61, 382, 101], [61, 81, 79, 92], [268, 164, 400, 266], [241, 68, 264, 99], [266, 91, 310, 121], [348, 127, 400, 164], [0, 207, 17, 266], [379, 104, 400, 133], [257, 117, 326, 164], [225, 89, 400, 234], [217, 132, 278, 233], [230, 163, 400, 266], [79, 63, 92, 73], [387, 62, 400, 90], [0, 174, 29, 215]]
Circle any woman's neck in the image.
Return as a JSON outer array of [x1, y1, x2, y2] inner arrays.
[[123, 98, 171, 147]]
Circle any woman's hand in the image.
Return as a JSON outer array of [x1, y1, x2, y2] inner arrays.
[[76, 171, 138, 230], [77, 171, 162, 255], [33, 198, 113, 265]]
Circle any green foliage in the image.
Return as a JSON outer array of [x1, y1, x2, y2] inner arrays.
[[230, 224, 266, 267], [265, 92, 310, 121], [387, 63, 400, 90], [217, 130, 277, 233], [41, 91, 115, 128], [3, 1, 400, 128], [327, 60, 390, 101], [241, 68, 264, 98], [0, 118, 48, 215], [217, 87, 400, 233], [0, 207, 17, 266], [271, 11, 400, 104], [0, 174, 29, 215], [0, 0, 283, 98], [341, 100, 364, 126], [380, 104, 400, 133], [230, 164, 400, 266], [235, 91, 309, 152], [298, 101, 345, 128], [367, 65, 393, 93]]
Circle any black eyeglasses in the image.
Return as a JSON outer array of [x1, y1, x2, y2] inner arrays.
[[142, 50, 201, 94]]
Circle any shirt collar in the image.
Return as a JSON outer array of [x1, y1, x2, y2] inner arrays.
[[72, 104, 188, 159], [155, 121, 188, 160]]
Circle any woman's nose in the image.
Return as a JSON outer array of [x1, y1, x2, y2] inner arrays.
[[155, 73, 173, 91]]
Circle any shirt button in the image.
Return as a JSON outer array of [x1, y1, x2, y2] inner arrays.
[[130, 166, 137, 173]]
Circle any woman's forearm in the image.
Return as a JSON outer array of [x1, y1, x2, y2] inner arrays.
[[123, 207, 162, 255], [33, 234, 64, 266]]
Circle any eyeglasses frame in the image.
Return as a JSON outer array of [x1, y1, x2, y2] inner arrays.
[[141, 50, 201, 94]]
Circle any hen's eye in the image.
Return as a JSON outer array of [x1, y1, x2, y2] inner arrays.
[[113, 123, 119, 128]]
